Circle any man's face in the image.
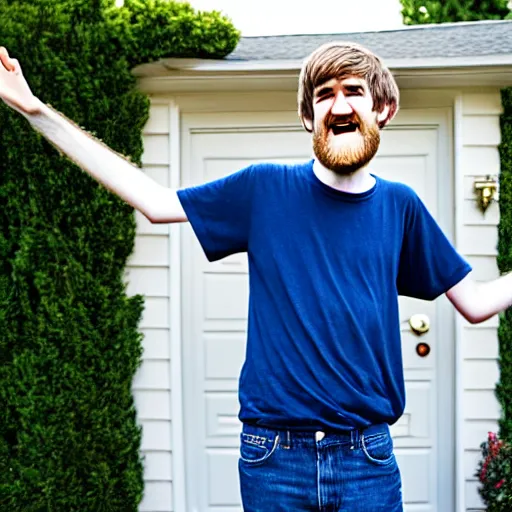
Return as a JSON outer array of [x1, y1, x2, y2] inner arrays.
[[310, 76, 381, 175]]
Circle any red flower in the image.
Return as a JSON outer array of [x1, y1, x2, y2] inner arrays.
[[496, 479, 505, 489]]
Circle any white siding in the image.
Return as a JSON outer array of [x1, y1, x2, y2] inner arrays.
[[460, 91, 503, 511], [126, 102, 174, 512]]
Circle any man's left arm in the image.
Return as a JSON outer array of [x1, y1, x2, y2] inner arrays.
[[446, 272, 512, 324]]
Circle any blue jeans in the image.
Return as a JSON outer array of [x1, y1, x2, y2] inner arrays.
[[238, 423, 403, 511]]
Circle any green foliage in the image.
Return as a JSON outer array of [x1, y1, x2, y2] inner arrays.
[[400, 0, 511, 25], [497, 87, 512, 441], [0, 0, 240, 510], [476, 432, 512, 511], [111, 0, 241, 67]]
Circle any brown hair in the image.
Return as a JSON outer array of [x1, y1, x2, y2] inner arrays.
[[297, 41, 399, 131]]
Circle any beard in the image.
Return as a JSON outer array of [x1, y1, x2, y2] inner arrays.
[[312, 114, 380, 176]]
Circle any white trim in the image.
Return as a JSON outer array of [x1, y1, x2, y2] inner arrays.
[[169, 101, 186, 512], [136, 70, 512, 96], [453, 93, 465, 512], [152, 89, 460, 114], [133, 54, 512, 76]]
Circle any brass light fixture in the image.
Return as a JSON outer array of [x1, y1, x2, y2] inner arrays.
[[474, 175, 498, 213]]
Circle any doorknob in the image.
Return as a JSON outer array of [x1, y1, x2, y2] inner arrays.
[[409, 314, 430, 336]]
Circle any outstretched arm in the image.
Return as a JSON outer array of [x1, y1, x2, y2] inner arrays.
[[0, 47, 187, 224], [446, 272, 512, 324]]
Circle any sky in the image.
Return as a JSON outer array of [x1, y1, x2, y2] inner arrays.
[[186, 0, 406, 36]]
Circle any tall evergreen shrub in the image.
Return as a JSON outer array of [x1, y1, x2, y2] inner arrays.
[[0, 0, 239, 510], [497, 89, 512, 438]]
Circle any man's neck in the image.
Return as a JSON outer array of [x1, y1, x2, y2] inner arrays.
[[312, 159, 376, 193]]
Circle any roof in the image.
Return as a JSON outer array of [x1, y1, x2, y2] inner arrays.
[[227, 19, 512, 62], [133, 19, 512, 93]]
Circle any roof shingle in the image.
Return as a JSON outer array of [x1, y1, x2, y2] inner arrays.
[[227, 20, 512, 61]]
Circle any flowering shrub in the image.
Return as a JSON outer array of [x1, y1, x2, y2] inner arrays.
[[476, 432, 512, 510]]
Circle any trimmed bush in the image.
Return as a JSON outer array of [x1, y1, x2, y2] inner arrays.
[[112, 0, 240, 67], [0, 0, 239, 510]]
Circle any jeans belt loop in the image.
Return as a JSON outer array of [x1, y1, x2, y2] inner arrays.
[[282, 430, 291, 449]]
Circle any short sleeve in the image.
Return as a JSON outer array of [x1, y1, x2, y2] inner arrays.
[[397, 193, 472, 300], [176, 166, 254, 262]]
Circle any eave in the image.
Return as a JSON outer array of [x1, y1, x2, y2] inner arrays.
[[133, 55, 512, 94]]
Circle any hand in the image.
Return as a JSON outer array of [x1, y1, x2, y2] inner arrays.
[[0, 47, 41, 114]]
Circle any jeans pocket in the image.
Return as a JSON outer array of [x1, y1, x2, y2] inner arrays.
[[239, 431, 280, 466], [361, 432, 395, 466]]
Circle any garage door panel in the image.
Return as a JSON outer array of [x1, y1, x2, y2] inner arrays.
[[206, 393, 241, 441], [205, 333, 246, 380], [204, 273, 249, 321], [393, 382, 434, 446], [397, 449, 434, 506], [207, 449, 241, 506]]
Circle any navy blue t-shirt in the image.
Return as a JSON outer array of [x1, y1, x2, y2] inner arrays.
[[177, 160, 472, 431]]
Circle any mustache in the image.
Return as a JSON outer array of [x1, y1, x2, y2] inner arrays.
[[324, 113, 363, 129]]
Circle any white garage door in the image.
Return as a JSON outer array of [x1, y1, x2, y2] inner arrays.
[[180, 109, 455, 512]]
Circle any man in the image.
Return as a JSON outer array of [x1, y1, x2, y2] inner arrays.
[[0, 41, 510, 511]]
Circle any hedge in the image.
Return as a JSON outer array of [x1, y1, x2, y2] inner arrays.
[[497, 87, 512, 439], [0, 0, 239, 510]]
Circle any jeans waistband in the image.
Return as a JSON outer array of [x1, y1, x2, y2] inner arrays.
[[241, 422, 390, 449]]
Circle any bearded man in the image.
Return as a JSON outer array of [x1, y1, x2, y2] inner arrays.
[[1, 42, 510, 511]]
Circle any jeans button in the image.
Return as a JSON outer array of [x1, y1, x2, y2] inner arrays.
[[315, 431, 325, 442]]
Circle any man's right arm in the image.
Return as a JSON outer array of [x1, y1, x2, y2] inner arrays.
[[0, 47, 187, 224], [26, 102, 188, 224]]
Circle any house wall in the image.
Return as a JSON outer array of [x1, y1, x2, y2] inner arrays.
[[459, 91, 503, 511], [128, 102, 174, 512], [125, 89, 504, 512]]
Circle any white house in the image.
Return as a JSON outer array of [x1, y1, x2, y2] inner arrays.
[[127, 19, 512, 512]]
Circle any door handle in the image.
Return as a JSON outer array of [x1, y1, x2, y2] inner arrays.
[[409, 314, 430, 336]]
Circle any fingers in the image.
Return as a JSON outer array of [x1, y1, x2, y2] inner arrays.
[[10, 59, 20, 75], [0, 47, 16, 72]]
